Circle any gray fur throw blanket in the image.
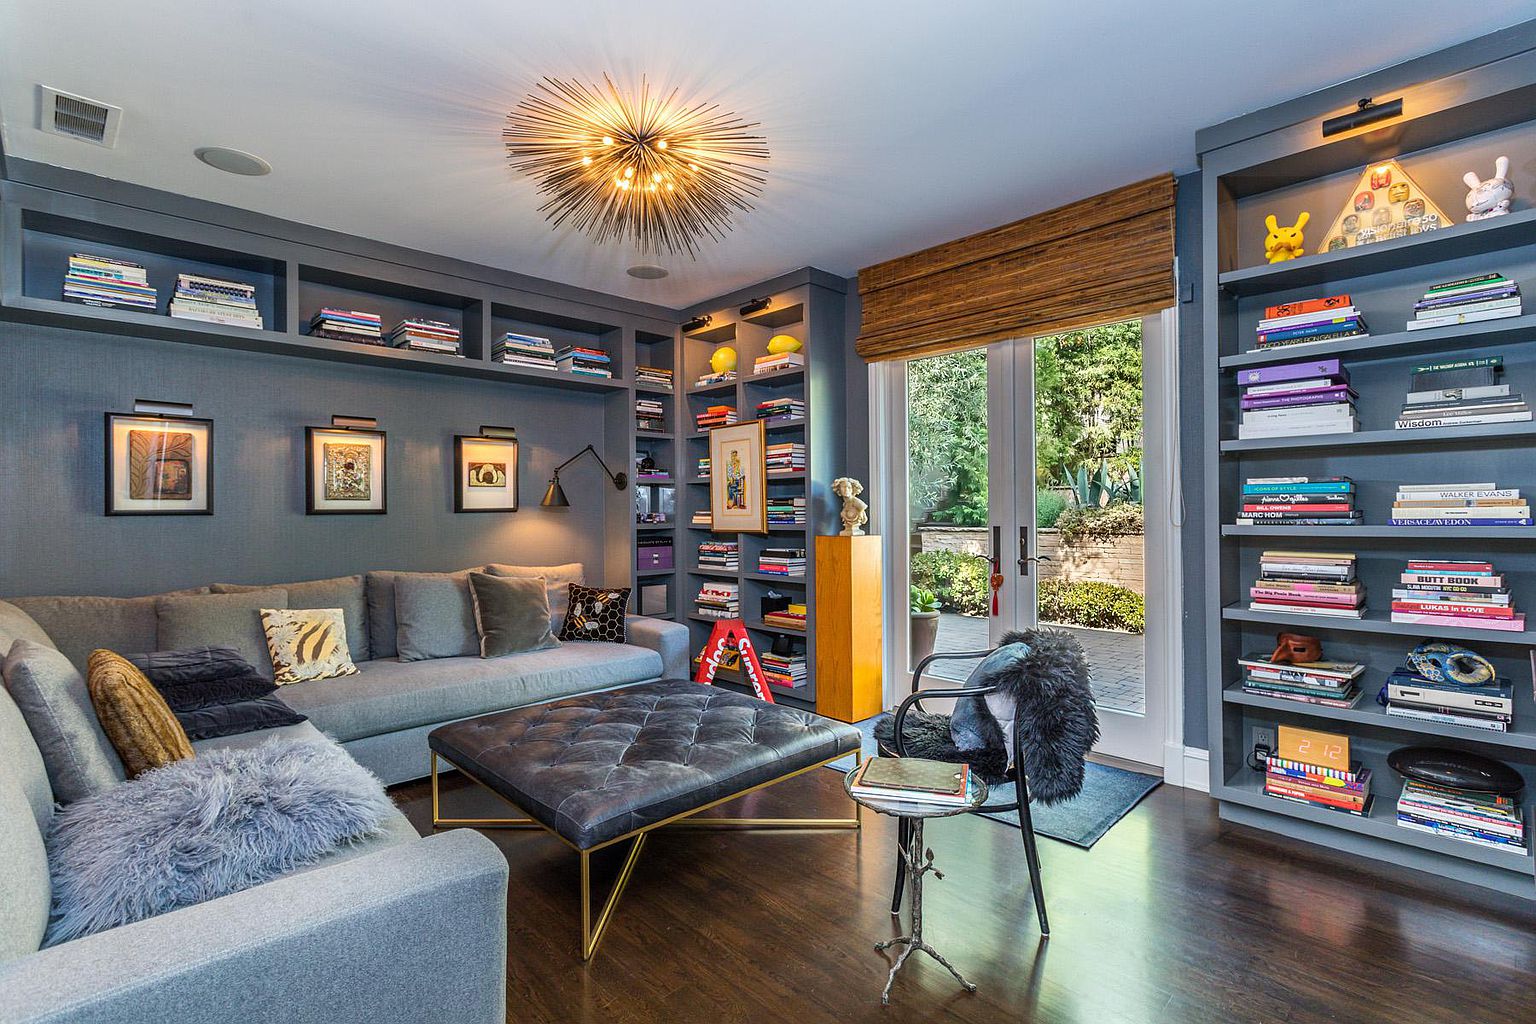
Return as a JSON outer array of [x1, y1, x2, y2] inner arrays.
[[45, 737, 394, 944]]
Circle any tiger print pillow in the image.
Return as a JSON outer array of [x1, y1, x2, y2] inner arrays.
[[260, 608, 361, 685]]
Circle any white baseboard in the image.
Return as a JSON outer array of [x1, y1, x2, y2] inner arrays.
[[1163, 745, 1209, 792]]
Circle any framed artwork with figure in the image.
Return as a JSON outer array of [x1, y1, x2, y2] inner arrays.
[[454, 434, 519, 512], [708, 420, 766, 533], [306, 425, 387, 514], [105, 412, 214, 515]]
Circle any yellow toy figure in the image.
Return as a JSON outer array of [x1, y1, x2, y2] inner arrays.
[[1264, 212, 1309, 263]]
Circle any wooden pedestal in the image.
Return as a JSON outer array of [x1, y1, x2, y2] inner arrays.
[[814, 535, 883, 723]]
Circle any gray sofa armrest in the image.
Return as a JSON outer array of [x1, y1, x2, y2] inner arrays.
[[0, 830, 508, 1024], [626, 615, 690, 678]]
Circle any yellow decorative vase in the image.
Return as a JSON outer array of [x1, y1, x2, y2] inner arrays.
[[767, 334, 803, 354], [710, 346, 737, 375]]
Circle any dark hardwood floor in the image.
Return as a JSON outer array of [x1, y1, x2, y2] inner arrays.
[[392, 768, 1536, 1024]]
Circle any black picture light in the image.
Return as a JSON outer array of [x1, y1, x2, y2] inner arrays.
[[541, 444, 628, 507], [1321, 97, 1403, 138]]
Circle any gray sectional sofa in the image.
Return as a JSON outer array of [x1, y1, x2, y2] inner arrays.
[[0, 564, 691, 1024]]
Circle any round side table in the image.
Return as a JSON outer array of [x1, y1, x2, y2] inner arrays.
[[844, 764, 989, 1005]]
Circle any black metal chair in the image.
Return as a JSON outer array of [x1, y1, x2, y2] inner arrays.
[[882, 648, 1049, 937]]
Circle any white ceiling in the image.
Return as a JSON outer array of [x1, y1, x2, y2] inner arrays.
[[2, 2, 1529, 308]]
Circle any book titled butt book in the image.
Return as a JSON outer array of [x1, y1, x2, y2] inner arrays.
[[848, 757, 971, 806]]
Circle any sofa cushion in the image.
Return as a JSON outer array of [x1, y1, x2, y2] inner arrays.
[[279, 643, 663, 742], [394, 572, 477, 663], [468, 572, 560, 658], [366, 569, 479, 660], [0, 686, 53, 830], [261, 608, 361, 684], [484, 562, 584, 630], [0, 772, 49, 963], [558, 585, 631, 644], [0, 600, 55, 658], [3, 640, 126, 803], [86, 650, 195, 779], [212, 576, 370, 664], [10, 596, 154, 675], [156, 589, 288, 681]]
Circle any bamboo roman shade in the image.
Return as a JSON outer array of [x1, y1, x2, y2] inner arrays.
[[856, 173, 1176, 362]]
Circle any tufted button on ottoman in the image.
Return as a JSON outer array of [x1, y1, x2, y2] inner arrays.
[[428, 678, 863, 958]]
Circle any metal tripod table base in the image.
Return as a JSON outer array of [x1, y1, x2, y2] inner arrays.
[[877, 817, 976, 1005]]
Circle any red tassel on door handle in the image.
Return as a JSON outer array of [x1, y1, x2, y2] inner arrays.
[[990, 572, 1004, 617]]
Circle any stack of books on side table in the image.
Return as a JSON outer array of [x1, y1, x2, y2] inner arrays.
[[169, 274, 262, 329], [1381, 660, 1513, 732], [1238, 652, 1364, 708], [493, 332, 556, 370], [1249, 551, 1364, 618], [1397, 780, 1526, 852], [1235, 359, 1357, 439], [849, 758, 971, 807], [1389, 482, 1531, 527], [1390, 560, 1525, 632], [1253, 294, 1368, 352], [1238, 475, 1359, 527], [62, 254, 157, 311], [1265, 754, 1373, 816], [310, 308, 383, 345], [1406, 273, 1522, 331], [1394, 357, 1530, 429]]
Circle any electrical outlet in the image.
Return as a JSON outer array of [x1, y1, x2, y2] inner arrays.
[[1252, 725, 1276, 759]]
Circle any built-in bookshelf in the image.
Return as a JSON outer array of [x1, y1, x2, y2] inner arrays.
[[629, 328, 681, 619], [1199, 39, 1536, 895], [677, 273, 847, 709]]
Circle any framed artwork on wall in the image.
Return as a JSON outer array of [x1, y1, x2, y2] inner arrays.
[[708, 420, 767, 533], [305, 425, 387, 514], [105, 412, 214, 515], [454, 434, 519, 512]]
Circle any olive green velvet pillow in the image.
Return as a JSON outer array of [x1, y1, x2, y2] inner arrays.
[[467, 573, 560, 659]]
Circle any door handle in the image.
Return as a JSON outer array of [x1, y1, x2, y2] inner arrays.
[[1018, 526, 1032, 574]]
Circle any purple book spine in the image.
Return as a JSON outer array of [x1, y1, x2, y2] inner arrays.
[[1241, 386, 1356, 410], [1236, 360, 1344, 387], [1414, 286, 1519, 310]]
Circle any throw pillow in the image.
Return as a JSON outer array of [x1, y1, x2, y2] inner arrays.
[[392, 572, 477, 662], [467, 572, 560, 658], [156, 589, 289, 681], [125, 647, 306, 742], [260, 608, 362, 684], [2, 639, 125, 803], [212, 577, 370, 664], [85, 650, 194, 778], [558, 585, 631, 643], [484, 562, 584, 630], [43, 737, 394, 945]]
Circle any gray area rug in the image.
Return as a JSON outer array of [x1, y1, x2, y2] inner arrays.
[[830, 716, 1160, 849]]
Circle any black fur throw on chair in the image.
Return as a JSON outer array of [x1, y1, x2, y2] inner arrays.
[[874, 629, 1098, 805]]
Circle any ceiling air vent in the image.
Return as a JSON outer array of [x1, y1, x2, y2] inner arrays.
[[38, 86, 122, 147]]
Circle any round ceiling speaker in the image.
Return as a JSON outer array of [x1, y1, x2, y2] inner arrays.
[[626, 264, 669, 280], [194, 147, 272, 176]]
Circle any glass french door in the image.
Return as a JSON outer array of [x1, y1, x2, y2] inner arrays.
[[892, 313, 1171, 768]]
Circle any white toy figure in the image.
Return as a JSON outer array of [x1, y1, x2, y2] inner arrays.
[[832, 477, 868, 536], [1464, 156, 1513, 221]]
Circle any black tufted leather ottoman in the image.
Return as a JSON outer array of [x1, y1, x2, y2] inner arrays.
[[428, 678, 863, 958]]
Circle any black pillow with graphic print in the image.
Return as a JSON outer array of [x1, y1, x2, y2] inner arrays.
[[125, 646, 306, 741], [557, 585, 631, 644]]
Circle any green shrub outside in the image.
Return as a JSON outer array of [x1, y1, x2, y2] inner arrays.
[[909, 551, 991, 617], [1038, 579, 1144, 633], [1055, 502, 1144, 544], [1036, 490, 1068, 529]]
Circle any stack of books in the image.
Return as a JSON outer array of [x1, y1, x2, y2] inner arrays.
[[763, 602, 807, 630], [695, 582, 740, 619], [635, 399, 666, 432], [387, 318, 461, 356], [766, 441, 806, 475], [1397, 779, 1525, 852], [1390, 559, 1525, 632], [768, 496, 806, 526], [695, 369, 736, 387], [760, 645, 807, 689], [1406, 273, 1522, 331], [848, 758, 971, 807], [1237, 476, 1359, 527], [695, 456, 711, 480], [556, 346, 612, 378], [1249, 551, 1364, 618], [754, 350, 806, 375], [691, 510, 713, 527], [493, 332, 557, 370], [309, 308, 383, 345], [169, 274, 262, 329], [695, 405, 737, 429], [1237, 652, 1364, 708], [1382, 664, 1513, 732], [1253, 294, 1368, 352], [1265, 755, 1372, 816], [758, 548, 806, 577], [635, 365, 673, 391], [1235, 359, 1357, 439], [1394, 356, 1530, 429], [756, 397, 805, 423], [63, 254, 156, 311], [697, 541, 739, 571], [1388, 482, 1531, 527]]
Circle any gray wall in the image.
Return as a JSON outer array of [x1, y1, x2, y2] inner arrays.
[[0, 322, 612, 598], [841, 282, 871, 488], [1174, 170, 1207, 750]]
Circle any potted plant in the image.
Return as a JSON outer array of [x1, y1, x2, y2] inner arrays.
[[910, 586, 942, 667]]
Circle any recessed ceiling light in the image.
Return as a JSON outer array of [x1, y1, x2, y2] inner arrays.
[[627, 264, 668, 280], [194, 147, 271, 176]]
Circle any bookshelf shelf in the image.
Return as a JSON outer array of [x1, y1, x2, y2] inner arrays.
[[1221, 685, 1536, 752], [744, 572, 806, 584], [763, 417, 808, 433], [742, 302, 805, 329], [687, 379, 738, 396], [1219, 420, 1536, 453], [745, 367, 806, 388], [1220, 605, 1536, 645], [1221, 525, 1536, 539], [746, 619, 806, 635], [1218, 313, 1536, 370], [684, 321, 737, 345]]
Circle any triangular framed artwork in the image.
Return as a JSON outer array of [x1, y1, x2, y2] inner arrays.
[[1316, 159, 1452, 253]]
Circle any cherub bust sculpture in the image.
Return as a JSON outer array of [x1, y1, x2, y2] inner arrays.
[[832, 477, 868, 536]]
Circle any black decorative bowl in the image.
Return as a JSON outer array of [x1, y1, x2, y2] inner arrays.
[[1388, 746, 1524, 795]]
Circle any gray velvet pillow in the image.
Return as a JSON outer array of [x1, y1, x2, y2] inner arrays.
[[211, 576, 369, 664], [393, 572, 477, 662], [156, 589, 289, 681], [2, 639, 126, 803], [468, 572, 560, 658], [484, 562, 584, 631]]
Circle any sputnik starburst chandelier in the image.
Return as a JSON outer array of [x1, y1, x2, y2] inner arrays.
[[503, 75, 768, 257]]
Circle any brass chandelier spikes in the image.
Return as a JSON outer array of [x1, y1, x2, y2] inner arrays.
[[503, 75, 768, 258]]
